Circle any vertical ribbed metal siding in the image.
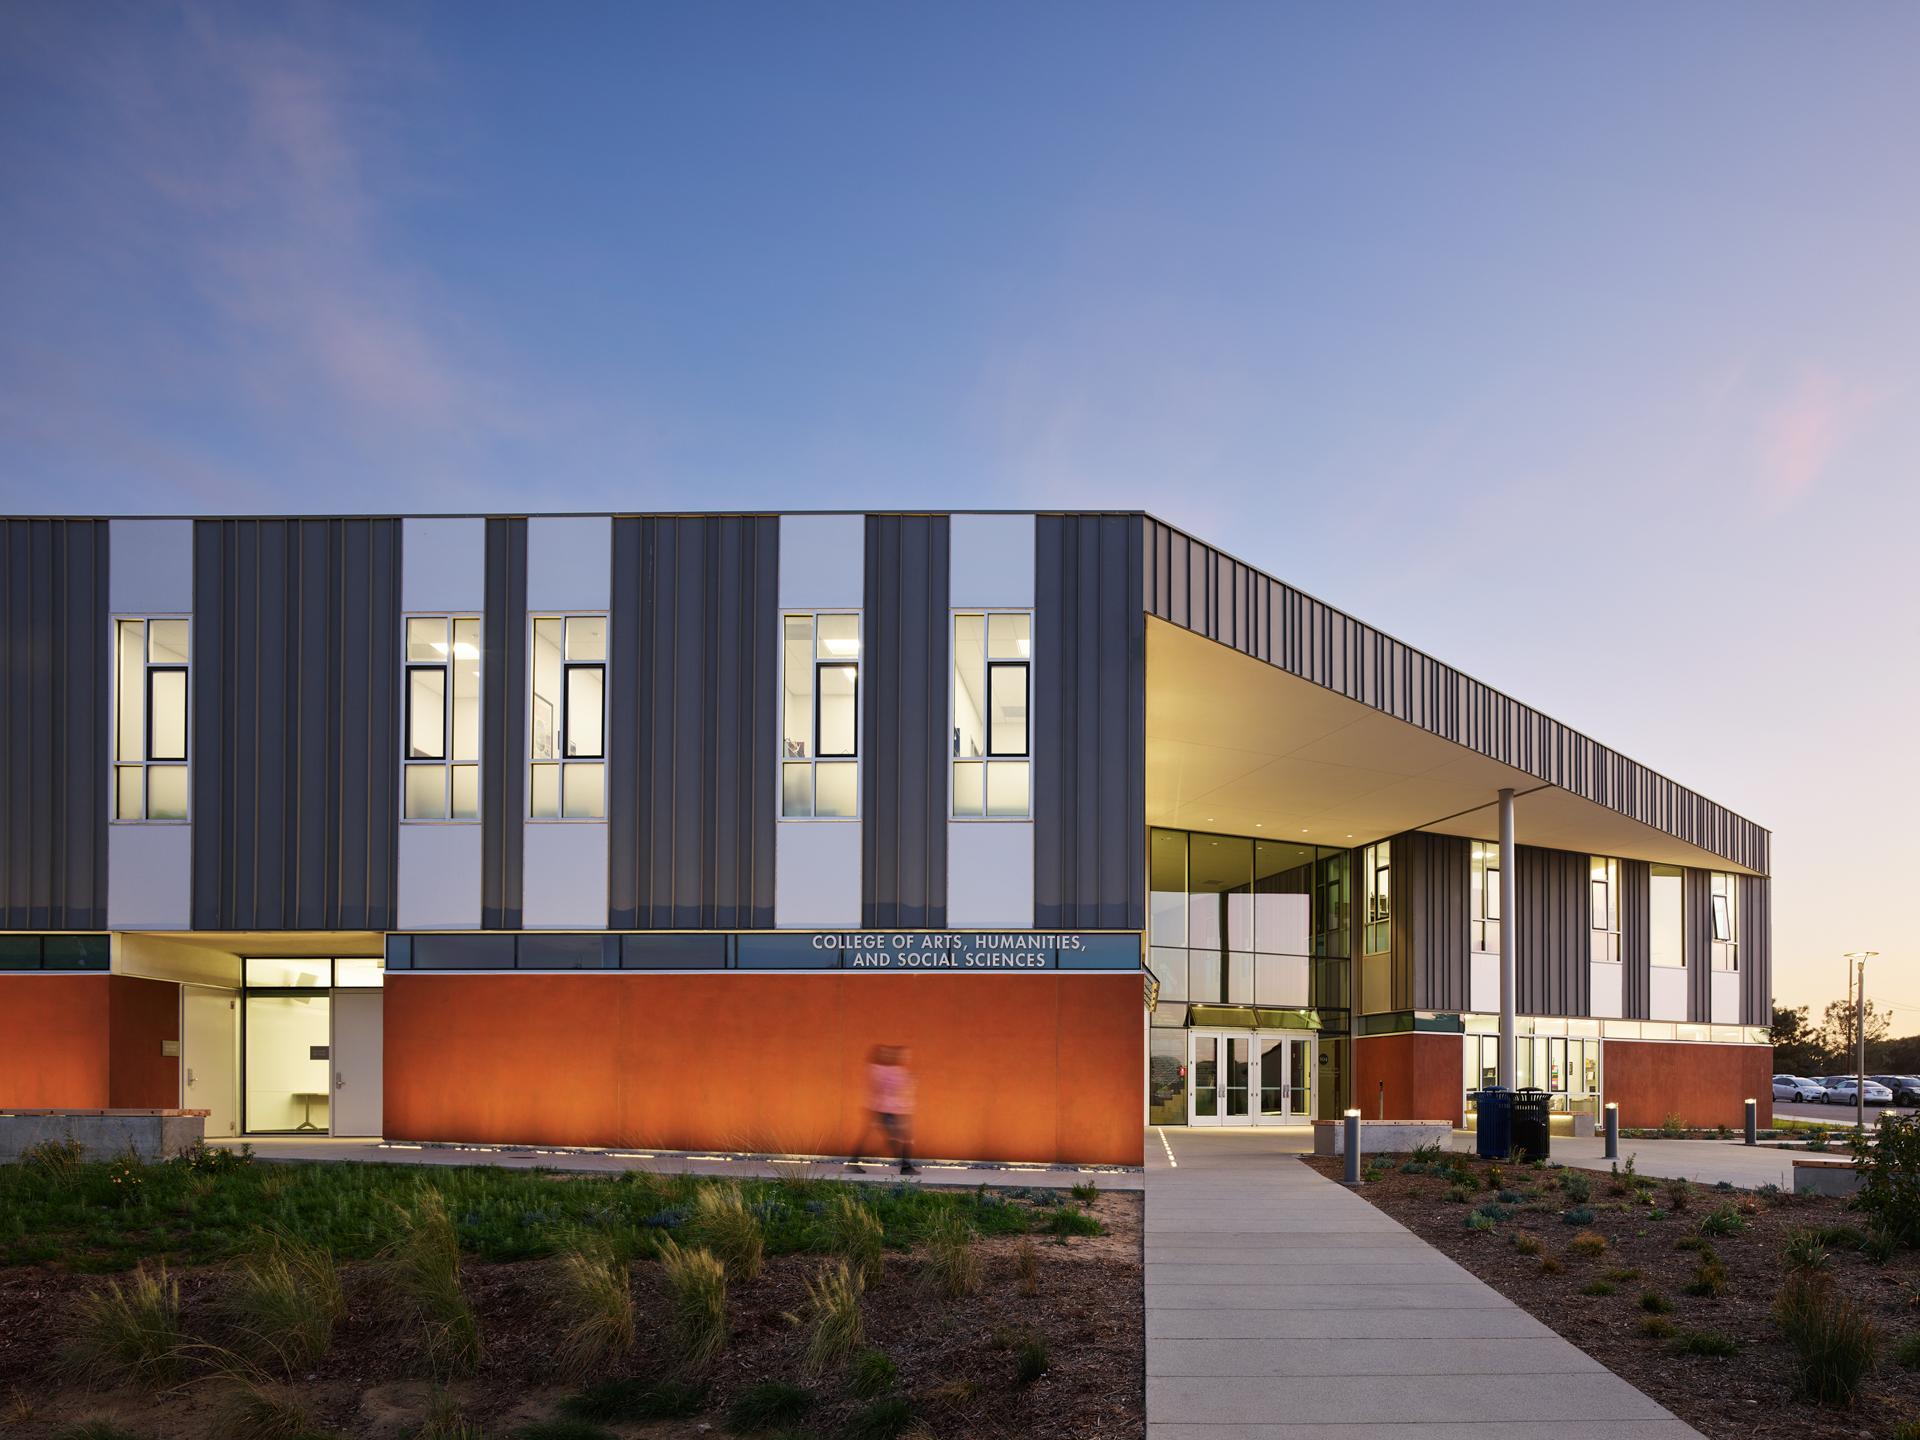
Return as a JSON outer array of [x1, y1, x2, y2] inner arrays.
[[1685, 867, 1713, 1022], [191, 519, 400, 930], [0, 519, 109, 929], [1514, 846, 1590, 1018], [862, 515, 949, 928], [481, 519, 527, 930], [1740, 874, 1770, 1026], [1034, 515, 1145, 930], [1396, 831, 1468, 1013], [607, 515, 777, 929], [1621, 860, 1651, 1019]]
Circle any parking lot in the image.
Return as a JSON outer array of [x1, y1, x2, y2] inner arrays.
[[1774, 1098, 1919, 1123]]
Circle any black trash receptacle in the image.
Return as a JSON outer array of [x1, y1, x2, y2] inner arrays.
[[1511, 1088, 1552, 1161], [1474, 1086, 1512, 1159]]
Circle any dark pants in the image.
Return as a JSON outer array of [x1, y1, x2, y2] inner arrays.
[[852, 1110, 912, 1168]]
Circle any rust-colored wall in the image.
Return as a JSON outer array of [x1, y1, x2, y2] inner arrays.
[[1355, 1031, 1464, 1126], [384, 972, 1144, 1165], [0, 976, 111, 1107], [1603, 1040, 1773, 1128], [108, 976, 180, 1108]]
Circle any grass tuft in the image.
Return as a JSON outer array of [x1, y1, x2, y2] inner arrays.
[[824, 1192, 885, 1287], [1639, 1316, 1677, 1339], [850, 1348, 898, 1399], [1568, 1231, 1608, 1258], [689, 1184, 765, 1283], [802, 1258, 866, 1375], [727, 1381, 814, 1432], [1013, 1236, 1039, 1296], [559, 1377, 706, 1423], [1683, 1259, 1729, 1298], [843, 1396, 916, 1440], [1774, 1272, 1880, 1406], [1014, 1336, 1050, 1385], [1783, 1229, 1832, 1272], [222, 1231, 345, 1374], [61, 1261, 184, 1389], [1895, 1332, 1920, 1371], [51, 1422, 149, 1440], [924, 1209, 980, 1299], [1638, 1290, 1673, 1315], [415, 1388, 489, 1440], [548, 1244, 634, 1379], [1068, 1181, 1098, 1203], [1579, 1279, 1617, 1297], [208, 1381, 312, 1440], [382, 1189, 481, 1379], [658, 1238, 729, 1370], [1670, 1329, 1739, 1358]]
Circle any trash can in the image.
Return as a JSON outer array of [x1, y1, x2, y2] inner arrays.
[[1511, 1088, 1552, 1161], [1473, 1086, 1512, 1159]]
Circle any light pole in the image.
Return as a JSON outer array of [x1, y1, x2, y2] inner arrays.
[[1844, 951, 1879, 1132]]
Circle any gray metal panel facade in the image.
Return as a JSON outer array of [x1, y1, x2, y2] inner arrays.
[[1513, 846, 1590, 1018], [1740, 875, 1771, 1026], [862, 515, 949, 928], [1685, 867, 1712, 1023], [1034, 514, 1145, 930], [1396, 831, 1468, 1013], [191, 519, 401, 929], [1621, 860, 1651, 1019], [608, 515, 777, 930], [1143, 517, 1769, 875], [481, 519, 527, 930], [0, 519, 109, 929]]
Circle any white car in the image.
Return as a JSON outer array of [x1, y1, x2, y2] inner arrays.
[[1773, 1075, 1826, 1103], [1821, 1077, 1894, 1106]]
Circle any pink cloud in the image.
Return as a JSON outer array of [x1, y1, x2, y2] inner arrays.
[[1756, 369, 1890, 508]]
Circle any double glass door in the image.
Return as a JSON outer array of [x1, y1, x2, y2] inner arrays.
[[1187, 1029, 1314, 1125]]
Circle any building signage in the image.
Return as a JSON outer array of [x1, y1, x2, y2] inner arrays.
[[811, 932, 1138, 971]]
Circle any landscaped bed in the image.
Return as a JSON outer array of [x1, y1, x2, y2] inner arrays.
[[0, 1145, 1143, 1440], [1307, 1142, 1920, 1440]]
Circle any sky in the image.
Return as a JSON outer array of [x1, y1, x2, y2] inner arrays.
[[2, 2, 1915, 1026]]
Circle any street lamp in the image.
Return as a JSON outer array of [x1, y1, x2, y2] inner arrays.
[[1843, 951, 1879, 1132]]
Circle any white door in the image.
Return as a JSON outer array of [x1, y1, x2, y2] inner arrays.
[[1254, 1034, 1315, 1125], [1188, 1031, 1255, 1125], [330, 991, 384, 1137], [182, 987, 238, 1138]]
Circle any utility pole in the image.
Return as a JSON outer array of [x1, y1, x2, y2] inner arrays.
[[1844, 951, 1878, 1132]]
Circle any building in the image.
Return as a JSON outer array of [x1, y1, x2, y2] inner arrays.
[[0, 512, 1772, 1166]]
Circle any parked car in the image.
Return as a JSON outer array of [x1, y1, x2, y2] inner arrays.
[[1773, 1074, 1827, 1103], [1870, 1074, 1920, 1105], [1821, 1076, 1894, 1105]]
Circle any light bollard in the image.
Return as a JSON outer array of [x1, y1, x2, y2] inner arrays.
[[1744, 1098, 1757, 1146], [1603, 1102, 1619, 1161], [1343, 1109, 1362, 1185]]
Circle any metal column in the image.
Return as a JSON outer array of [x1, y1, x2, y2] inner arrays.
[[1498, 788, 1517, 1088]]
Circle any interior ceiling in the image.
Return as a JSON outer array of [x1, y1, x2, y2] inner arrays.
[[1146, 619, 1759, 874]]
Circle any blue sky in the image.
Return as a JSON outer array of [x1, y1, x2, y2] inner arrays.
[[2, 3, 1915, 1021]]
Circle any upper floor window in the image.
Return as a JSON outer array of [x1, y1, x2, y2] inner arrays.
[[1709, 872, 1739, 971], [114, 618, 189, 820], [1650, 862, 1685, 967], [1470, 840, 1501, 952], [781, 613, 859, 818], [952, 611, 1030, 818], [1362, 840, 1390, 954], [530, 615, 605, 819], [1590, 855, 1622, 963], [404, 617, 481, 820]]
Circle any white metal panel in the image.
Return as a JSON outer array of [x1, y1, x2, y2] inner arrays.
[[402, 517, 486, 614], [1589, 963, 1624, 1021], [1470, 952, 1500, 1015], [181, 987, 238, 1138], [1710, 970, 1740, 1026], [107, 824, 192, 930], [397, 824, 483, 930], [109, 519, 194, 615], [1650, 966, 1688, 1023], [774, 820, 862, 928], [526, 516, 612, 612], [949, 513, 1035, 609], [330, 991, 384, 1137], [521, 822, 609, 929], [778, 514, 865, 609], [946, 820, 1034, 928]]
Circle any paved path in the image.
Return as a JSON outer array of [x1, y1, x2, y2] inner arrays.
[[1145, 1128, 1702, 1438], [1441, 1131, 1808, 1189]]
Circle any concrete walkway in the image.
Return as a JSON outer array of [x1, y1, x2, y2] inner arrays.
[[1444, 1131, 1806, 1189], [1145, 1128, 1701, 1438]]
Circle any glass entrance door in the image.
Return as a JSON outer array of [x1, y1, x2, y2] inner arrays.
[[1193, 1030, 1315, 1126]]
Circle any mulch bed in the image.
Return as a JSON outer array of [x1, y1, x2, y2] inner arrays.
[[0, 1190, 1144, 1439], [1306, 1152, 1920, 1440]]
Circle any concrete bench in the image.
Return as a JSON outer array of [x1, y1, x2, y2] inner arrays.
[[1791, 1156, 1862, 1197], [1311, 1119, 1453, 1157], [0, 1109, 208, 1162]]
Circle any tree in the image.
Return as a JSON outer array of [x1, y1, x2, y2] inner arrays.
[[1769, 1003, 1823, 1076], [1816, 996, 1893, 1073]]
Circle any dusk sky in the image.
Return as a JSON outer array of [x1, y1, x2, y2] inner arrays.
[[2, 3, 1914, 1025]]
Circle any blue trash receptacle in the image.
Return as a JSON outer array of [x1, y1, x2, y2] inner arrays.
[[1474, 1086, 1512, 1159]]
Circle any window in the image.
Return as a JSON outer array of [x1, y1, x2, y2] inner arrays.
[[404, 616, 481, 819], [1709, 872, 1739, 971], [114, 618, 190, 820], [530, 615, 606, 818], [1590, 855, 1621, 964], [1362, 841, 1390, 954], [952, 611, 1031, 817], [1650, 863, 1684, 967], [781, 613, 860, 818], [1470, 840, 1501, 951]]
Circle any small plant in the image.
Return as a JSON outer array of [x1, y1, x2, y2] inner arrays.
[[1604, 1267, 1641, 1283], [1444, 1185, 1473, 1204], [382, 1189, 481, 1379], [1639, 1315, 1677, 1339], [689, 1184, 765, 1282], [1890, 1420, 1920, 1440], [559, 1378, 706, 1423], [1774, 1271, 1881, 1406], [1539, 1255, 1564, 1275], [1804, 1128, 1831, 1153], [1486, 1164, 1505, 1188], [20, 1137, 88, 1185], [1683, 1259, 1729, 1298], [1578, 1279, 1617, 1296], [1659, 1112, 1685, 1138], [223, 1231, 345, 1373], [1862, 1228, 1899, 1265], [1012, 1235, 1040, 1296], [1569, 1231, 1607, 1258], [415, 1388, 488, 1440], [925, 1208, 980, 1299], [61, 1261, 183, 1388], [1671, 1330, 1738, 1357], [1465, 1211, 1496, 1234], [844, 1396, 915, 1440], [209, 1381, 311, 1440], [1698, 1203, 1748, 1238], [1851, 1113, 1920, 1245], [658, 1238, 729, 1370], [1639, 1290, 1673, 1315], [850, 1348, 898, 1398], [1411, 1140, 1444, 1165], [1563, 1206, 1596, 1227], [801, 1258, 865, 1375], [1015, 1335, 1050, 1385], [727, 1381, 814, 1432], [1043, 1204, 1103, 1237], [825, 1191, 885, 1286], [1069, 1181, 1098, 1202], [1662, 1179, 1691, 1213], [1893, 1332, 1920, 1371], [549, 1244, 634, 1378], [106, 1154, 146, 1207], [1783, 1229, 1832, 1272], [1510, 1233, 1542, 1256], [1559, 1171, 1593, 1205]]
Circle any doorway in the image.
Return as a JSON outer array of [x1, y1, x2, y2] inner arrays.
[[181, 987, 238, 1138], [330, 991, 384, 1137], [239, 956, 385, 1135], [1188, 1029, 1314, 1126]]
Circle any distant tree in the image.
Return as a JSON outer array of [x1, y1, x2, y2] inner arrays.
[[1817, 996, 1893, 1073], [1869, 1032, 1920, 1074], [1768, 1003, 1823, 1076]]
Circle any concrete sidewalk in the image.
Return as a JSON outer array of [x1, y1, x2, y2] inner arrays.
[[1146, 1128, 1701, 1438], [1445, 1130, 1804, 1189]]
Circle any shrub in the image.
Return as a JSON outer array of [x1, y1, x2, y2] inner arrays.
[[1774, 1271, 1880, 1406], [850, 1348, 897, 1399], [1675, 1234, 1715, 1254], [824, 1192, 884, 1286], [1044, 1205, 1103, 1238], [559, 1378, 705, 1423], [1563, 1206, 1596, 1227], [1486, 1164, 1505, 1188], [1560, 1172, 1593, 1205], [1444, 1186, 1473, 1205], [1671, 1330, 1739, 1358], [1684, 1260, 1729, 1298], [1579, 1279, 1616, 1297], [62, 1261, 183, 1388], [1539, 1256, 1564, 1275], [1604, 1267, 1641, 1283], [658, 1239, 729, 1370], [1069, 1181, 1098, 1203], [1639, 1290, 1673, 1315], [925, 1209, 980, 1299], [1698, 1204, 1747, 1238], [1015, 1336, 1050, 1385], [209, 1381, 311, 1440], [1411, 1140, 1444, 1165], [1851, 1112, 1920, 1245], [1464, 1211, 1495, 1234], [1894, 1332, 1920, 1371], [20, 1137, 88, 1186], [802, 1259, 865, 1375], [844, 1396, 915, 1440], [1663, 1179, 1691, 1212], [1013, 1237, 1039, 1296], [223, 1232, 344, 1373], [689, 1185, 765, 1283], [1639, 1316, 1677, 1339], [383, 1190, 481, 1379], [1659, 1113, 1685, 1138], [549, 1245, 634, 1378], [1783, 1230, 1832, 1272], [727, 1382, 814, 1432], [1511, 1233, 1542, 1256], [1863, 1228, 1899, 1265], [1569, 1231, 1608, 1258]]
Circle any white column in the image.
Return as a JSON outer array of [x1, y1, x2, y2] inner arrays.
[[1498, 787, 1517, 1087]]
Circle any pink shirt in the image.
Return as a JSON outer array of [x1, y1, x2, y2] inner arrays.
[[869, 1062, 914, 1115]]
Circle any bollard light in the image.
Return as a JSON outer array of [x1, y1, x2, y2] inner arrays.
[[1603, 1102, 1619, 1161], [1744, 1098, 1757, 1147], [1343, 1108, 1362, 1186]]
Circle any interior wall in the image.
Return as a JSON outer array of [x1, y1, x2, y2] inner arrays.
[[244, 994, 332, 1132]]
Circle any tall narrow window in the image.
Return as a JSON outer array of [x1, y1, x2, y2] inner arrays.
[[1589, 855, 1621, 963], [530, 614, 606, 819], [1362, 840, 1390, 955], [403, 616, 481, 820], [781, 613, 860, 818], [1650, 863, 1685, 967], [952, 611, 1031, 817], [114, 618, 189, 820], [1709, 872, 1738, 971], [1470, 840, 1501, 952]]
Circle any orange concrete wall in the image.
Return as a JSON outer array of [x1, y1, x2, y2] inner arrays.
[[0, 975, 111, 1107], [108, 976, 181, 1108], [1354, 1031, 1464, 1126], [1603, 1040, 1773, 1129], [384, 972, 1144, 1165]]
